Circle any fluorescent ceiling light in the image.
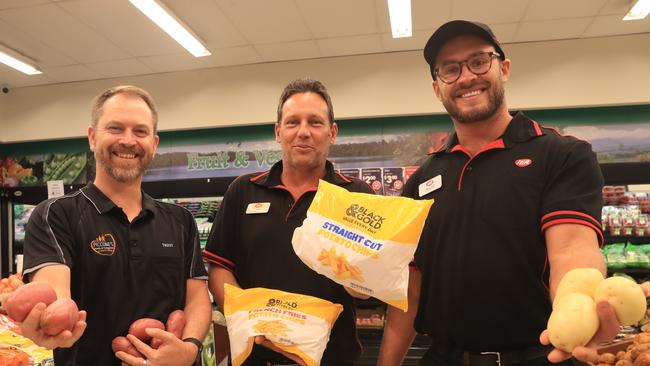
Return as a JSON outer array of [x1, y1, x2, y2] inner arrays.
[[129, 0, 211, 57], [387, 0, 412, 38], [0, 44, 41, 75], [623, 0, 650, 20]]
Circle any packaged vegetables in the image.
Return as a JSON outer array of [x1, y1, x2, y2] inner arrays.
[[292, 180, 433, 311]]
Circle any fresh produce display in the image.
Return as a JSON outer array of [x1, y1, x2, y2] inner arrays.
[[547, 268, 647, 353], [42, 153, 87, 184], [0, 157, 34, 187], [594, 329, 650, 365]]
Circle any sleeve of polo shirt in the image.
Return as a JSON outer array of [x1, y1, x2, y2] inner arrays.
[[184, 210, 208, 279], [202, 178, 241, 273], [540, 139, 604, 246], [23, 199, 76, 277]]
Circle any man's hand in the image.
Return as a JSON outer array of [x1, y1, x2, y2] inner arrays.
[[116, 328, 199, 366], [20, 302, 87, 349], [540, 300, 620, 364], [254, 335, 306, 366]]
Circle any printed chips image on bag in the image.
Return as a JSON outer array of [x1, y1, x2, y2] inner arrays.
[[292, 180, 433, 311], [224, 284, 343, 366]]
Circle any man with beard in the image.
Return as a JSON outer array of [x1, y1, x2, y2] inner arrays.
[[21, 85, 211, 366], [377, 21, 618, 366]]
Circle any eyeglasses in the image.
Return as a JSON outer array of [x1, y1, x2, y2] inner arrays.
[[434, 51, 501, 84]]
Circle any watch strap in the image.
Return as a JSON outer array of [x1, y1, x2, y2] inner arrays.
[[183, 337, 203, 357]]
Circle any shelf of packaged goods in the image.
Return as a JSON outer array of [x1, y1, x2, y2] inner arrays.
[[604, 235, 650, 245]]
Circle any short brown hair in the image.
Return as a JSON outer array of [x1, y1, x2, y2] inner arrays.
[[91, 85, 159, 134], [276, 78, 334, 124]]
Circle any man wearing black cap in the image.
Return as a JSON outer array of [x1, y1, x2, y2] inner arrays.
[[377, 20, 619, 366]]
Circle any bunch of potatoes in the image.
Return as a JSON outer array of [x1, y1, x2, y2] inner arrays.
[[592, 332, 650, 366], [548, 268, 647, 358], [112, 310, 186, 357]]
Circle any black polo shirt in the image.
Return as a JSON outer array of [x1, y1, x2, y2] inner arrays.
[[23, 182, 207, 366], [203, 160, 373, 365], [404, 112, 604, 351]]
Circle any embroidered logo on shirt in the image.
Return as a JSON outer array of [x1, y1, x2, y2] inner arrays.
[[162, 243, 174, 248], [515, 158, 533, 168], [90, 234, 117, 256]]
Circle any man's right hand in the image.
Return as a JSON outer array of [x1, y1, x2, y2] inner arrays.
[[20, 302, 87, 349]]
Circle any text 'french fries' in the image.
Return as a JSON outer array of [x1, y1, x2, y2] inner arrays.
[[224, 284, 343, 366], [292, 180, 433, 311]]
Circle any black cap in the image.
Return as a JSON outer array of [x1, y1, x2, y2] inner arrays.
[[424, 20, 505, 78]]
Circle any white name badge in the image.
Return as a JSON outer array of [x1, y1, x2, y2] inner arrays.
[[246, 202, 271, 214], [419, 175, 442, 197]]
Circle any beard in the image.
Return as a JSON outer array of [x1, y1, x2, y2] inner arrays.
[[94, 143, 152, 183], [442, 80, 505, 124]]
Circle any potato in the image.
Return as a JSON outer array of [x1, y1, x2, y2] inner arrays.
[[547, 292, 599, 353], [554, 268, 604, 307], [600, 353, 618, 364], [620, 351, 630, 360], [112, 336, 143, 357], [637, 334, 650, 345], [634, 352, 650, 366], [150, 337, 163, 349], [595, 276, 647, 326], [5, 282, 57, 322], [166, 309, 186, 339], [617, 360, 633, 366], [128, 318, 165, 342], [40, 298, 79, 335]]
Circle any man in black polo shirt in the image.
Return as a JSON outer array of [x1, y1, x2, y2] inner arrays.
[[21, 85, 212, 366], [377, 21, 620, 366], [203, 78, 373, 366]]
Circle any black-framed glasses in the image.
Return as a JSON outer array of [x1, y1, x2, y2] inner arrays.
[[434, 51, 501, 84]]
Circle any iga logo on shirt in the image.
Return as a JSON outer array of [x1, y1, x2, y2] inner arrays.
[[90, 233, 117, 256]]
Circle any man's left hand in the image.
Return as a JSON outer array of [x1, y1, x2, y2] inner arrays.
[[540, 300, 620, 364], [115, 328, 198, 366]]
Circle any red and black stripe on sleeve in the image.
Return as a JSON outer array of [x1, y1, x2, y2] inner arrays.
[[540, 210, 604, 246], [202, 249, 235, 272]]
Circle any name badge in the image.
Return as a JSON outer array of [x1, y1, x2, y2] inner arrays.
[[419, 175, 442, 197], [246, 202, 270, 214]]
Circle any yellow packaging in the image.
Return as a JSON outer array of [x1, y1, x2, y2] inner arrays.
[[292, 180, 433, 311], [223, 284, 343, 366]]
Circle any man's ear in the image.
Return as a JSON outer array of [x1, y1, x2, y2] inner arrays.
[[88, 126, 95, 152], [330, 122, 338, 144], [500, 58, 511, 83], [274, 122, 281, 143], [432, 80, 443, 101]]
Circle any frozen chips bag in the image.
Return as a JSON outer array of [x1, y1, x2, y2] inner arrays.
[[292, 180, 433, 311], [224, 284, 343, 366]]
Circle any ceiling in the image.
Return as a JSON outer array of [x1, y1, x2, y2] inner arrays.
[[0, 0, 648, 89]]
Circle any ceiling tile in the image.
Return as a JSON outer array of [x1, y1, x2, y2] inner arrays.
[[514, 18, 593, 42], [0, 3, 130, 63], [411, 0, 452, 31], [86, 59, 153, 78], [40, 64, 101, 83], [0, 0, 50, 10], [317, 34, 382, 57], [600, 0, 634, 16], [138, 53, 220, 73], [298, 0, 378, 38], [215, 0, 311, 44], [163, 0, 249, 48], [583, 15, 650, 37], [255, 41, 320, 62], [0, 71, 55, 88], [58, 0, 183, 57], [0, 19, 75, 67], [451, 0, 528, 24], [489, 22, 520, 43], [211, 46, 262, 67], [380, 30, 431, 52], [524, 0, 608, 21]]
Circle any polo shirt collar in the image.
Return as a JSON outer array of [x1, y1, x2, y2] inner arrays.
[[432, 111, 545, 156], [81, 182, 156, 216], [250, 160, 352, 188]]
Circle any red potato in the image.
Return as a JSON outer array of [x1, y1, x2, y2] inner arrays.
[[112, 336, 144, 357], [166, 310, 186, 339], [150, 337, 163, 349], [5, 282, 57, 322], [128, 318, 165, 342], [40, 298, 79, 335]]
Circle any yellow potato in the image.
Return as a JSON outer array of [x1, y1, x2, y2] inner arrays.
[[595, 276, 647, 326], [548, 292, 599, 353], [554, 268, 604, 308]]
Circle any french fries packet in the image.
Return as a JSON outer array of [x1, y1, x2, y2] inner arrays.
[[292, 180, 433, 311], [223, 284, 343, 366]]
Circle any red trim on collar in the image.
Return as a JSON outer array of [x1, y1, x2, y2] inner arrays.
[[250, 171, 270, 182], [451, 144, 471, 157], [532, 121, 543, 136], [335, 172, 352, 183], [455, 139, 505, 191], [545, 126, 592, 145]]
